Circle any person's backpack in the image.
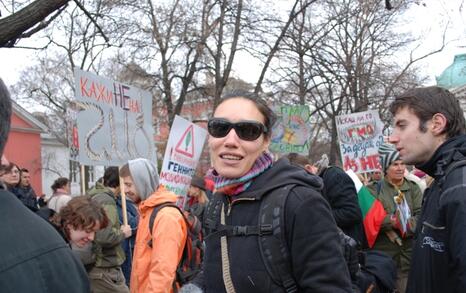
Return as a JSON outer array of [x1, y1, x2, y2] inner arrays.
[[205, 183, 397, 293], [148, 202, 203, 288], [204, 185, 299, 292]]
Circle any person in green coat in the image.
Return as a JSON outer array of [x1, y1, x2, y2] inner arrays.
[[87, 167, 132, 293], [367, 143, 422, 293]]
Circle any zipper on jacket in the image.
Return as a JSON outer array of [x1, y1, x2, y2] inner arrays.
[[226, 197, 256, 217]]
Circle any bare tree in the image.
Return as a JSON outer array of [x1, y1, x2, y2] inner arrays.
[[267, 0, 445, 164], [0, 0, 70, 47], [11, 0, 122, 143]]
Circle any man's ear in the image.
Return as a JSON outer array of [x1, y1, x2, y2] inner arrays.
[[431, 113, 447, 135], [304, 164, 317, 174]]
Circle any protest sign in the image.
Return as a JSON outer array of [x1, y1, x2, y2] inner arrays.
[[66, 106, 79, 162], [336, 110, 384, 173], [73, 68, 156, 166], [270, 105, 311, 154], [159, 115, 208, 208]]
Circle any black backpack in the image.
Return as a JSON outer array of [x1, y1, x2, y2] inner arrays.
[[148, 202, 204, 289], [204, 185, 299, 292], [205, 184, 398, 293]]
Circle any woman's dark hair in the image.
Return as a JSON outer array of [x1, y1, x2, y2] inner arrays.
[[51, 177, 69, 192], [52, 195, 109, 240], [215, 90, 277, 139], [2, 162, 19, 174], [390, 86, 466, 139]]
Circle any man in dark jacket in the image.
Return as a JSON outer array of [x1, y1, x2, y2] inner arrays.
[[389, 86, 466, 293], [0, 78, 90, 292], [287, 153, 366, 247], [17, 168, 44, 210]]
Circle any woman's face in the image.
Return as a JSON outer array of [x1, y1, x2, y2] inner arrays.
[[67, 222, 100, 248], [64, 182, 71, 193], [4, 165, 20, 185], [188, 185, 201, 198], [208, 98, 270, 178]]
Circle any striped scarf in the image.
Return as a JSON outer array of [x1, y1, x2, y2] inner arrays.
[[208, 152, 274, 196]]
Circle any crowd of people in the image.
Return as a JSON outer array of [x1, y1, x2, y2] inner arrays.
[[1, 77, 466, 293]]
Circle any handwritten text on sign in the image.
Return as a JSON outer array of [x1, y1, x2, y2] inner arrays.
[[73, 68, 156, 166], [159, 116, 207, 207], [336, 110, 384, 173]]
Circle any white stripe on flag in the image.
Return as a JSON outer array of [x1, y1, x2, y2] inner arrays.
[[346, 169, 363, 192]]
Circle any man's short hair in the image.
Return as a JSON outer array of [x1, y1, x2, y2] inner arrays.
[[390, 86, 466, 139], [103, 167, 120, 188], [0, 79, 12, 157], [286, 153, 311, 167], [20, 168, 29, 173]]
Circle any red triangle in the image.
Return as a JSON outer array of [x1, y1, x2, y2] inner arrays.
[[175, 125, 195, 158]]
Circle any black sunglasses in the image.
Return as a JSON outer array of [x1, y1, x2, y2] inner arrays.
[[207, 118, 268, 141]]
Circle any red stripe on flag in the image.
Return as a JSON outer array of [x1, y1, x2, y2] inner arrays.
[[363, 199, 387, 248]]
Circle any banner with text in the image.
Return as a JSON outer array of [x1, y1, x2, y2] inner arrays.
[[66, 106, 79, 162], [73, 68, 156, 166], [159, 115, 208, 208], [270, 105, 311, 154], [336, 110, 384, 173]]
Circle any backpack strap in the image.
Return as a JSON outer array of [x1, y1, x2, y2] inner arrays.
[[258, 184, 297, 293], [203, 186, 298, 292], [147, 202, 182, 248], [438, 159, 466, 189]]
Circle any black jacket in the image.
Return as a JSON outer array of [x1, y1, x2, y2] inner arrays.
[[0, 188, 90, 293], [407, 134, 466, 293], [9, 185, 38, 212], [199, 158, 353, 292], [320, 166, 366, 247]]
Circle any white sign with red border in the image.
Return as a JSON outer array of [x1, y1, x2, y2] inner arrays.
[[159, 115, 208, 207]]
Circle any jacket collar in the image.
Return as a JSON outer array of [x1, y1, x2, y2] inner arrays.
[[417, 134, 466, 178], [139, 185, 178, 214]]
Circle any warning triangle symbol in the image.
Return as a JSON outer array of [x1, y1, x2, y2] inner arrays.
[[175, 125, 195, 158]]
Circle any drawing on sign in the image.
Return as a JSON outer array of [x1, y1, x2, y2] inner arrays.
[[175, 125, 195, 158], [270, 105, 311, 154]]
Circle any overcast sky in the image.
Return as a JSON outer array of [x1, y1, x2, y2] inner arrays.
[[0, 0, 465, 89]]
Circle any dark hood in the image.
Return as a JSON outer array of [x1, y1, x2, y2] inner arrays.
[[417, 134, 466, 178], [239, 157, 324, 200]]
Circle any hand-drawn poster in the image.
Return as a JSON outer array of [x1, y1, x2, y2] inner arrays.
[[66, 106, 79, 162], [159, 115, 208, 208], [270, 105, 311, 154], [73, 68, 156, 166], [336, 110, 384, 173]]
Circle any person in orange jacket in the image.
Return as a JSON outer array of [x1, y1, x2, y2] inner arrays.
[[119, 158, 187, 293]]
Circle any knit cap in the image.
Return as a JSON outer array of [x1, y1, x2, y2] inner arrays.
[[314, 154, 329, 175], [378, 143, 400, 172]]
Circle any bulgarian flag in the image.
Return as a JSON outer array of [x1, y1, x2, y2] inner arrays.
[[346, 169, 387, 248]]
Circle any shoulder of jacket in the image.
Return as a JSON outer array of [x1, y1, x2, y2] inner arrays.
[[286, 184, 324, 204], [91, 192, 115, 204]]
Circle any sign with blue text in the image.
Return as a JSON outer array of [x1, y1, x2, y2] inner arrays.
[[159, 115, 208, 207]]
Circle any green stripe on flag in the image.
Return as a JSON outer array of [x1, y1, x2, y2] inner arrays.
[[358, 186, 376, 216]]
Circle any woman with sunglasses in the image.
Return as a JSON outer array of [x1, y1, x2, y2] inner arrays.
[[183, 91, 352, 293]]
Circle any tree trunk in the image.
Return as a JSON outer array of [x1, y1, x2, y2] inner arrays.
[[0, 0, 70, 47]]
